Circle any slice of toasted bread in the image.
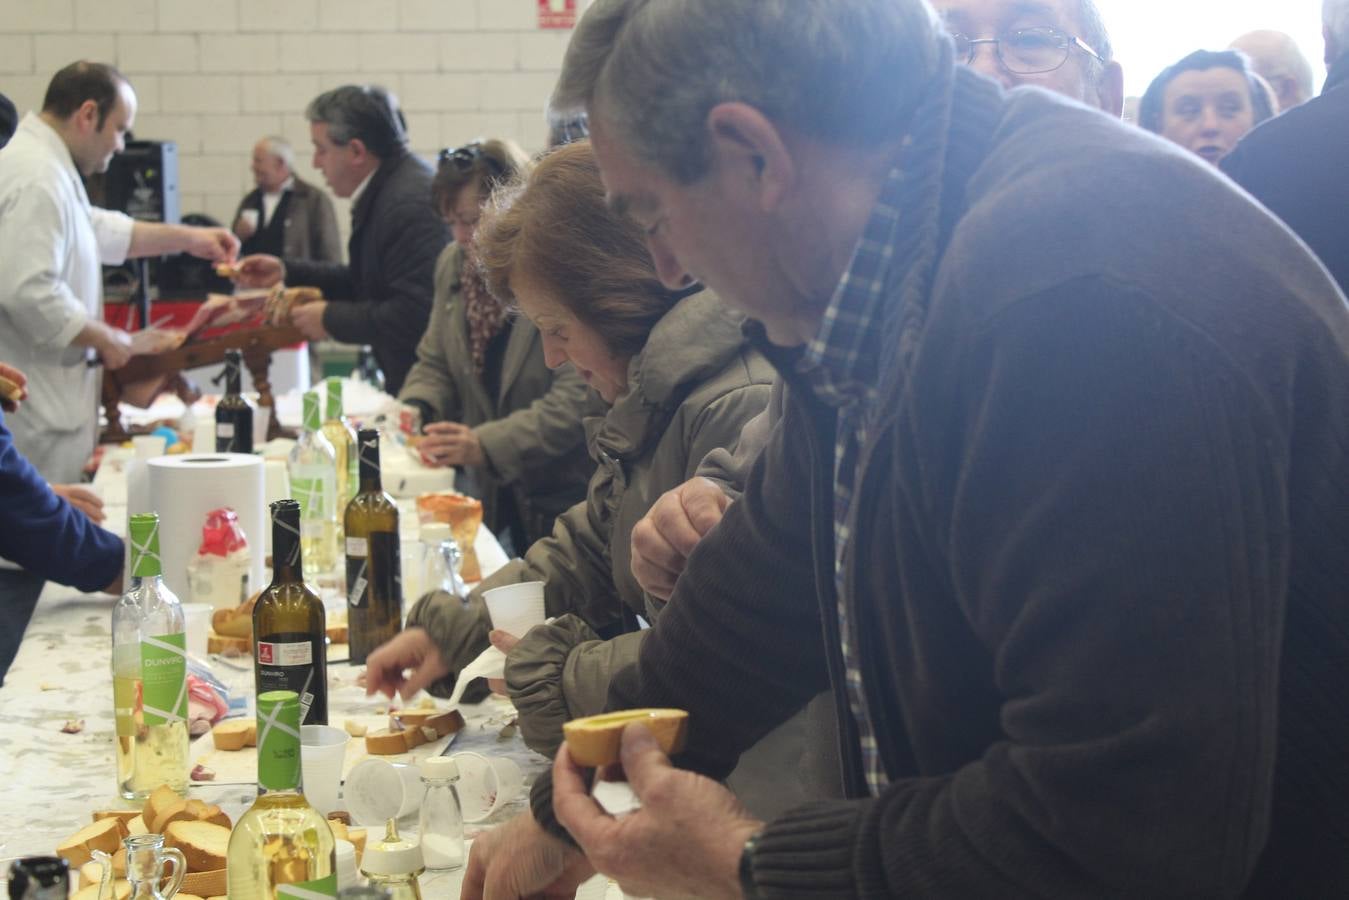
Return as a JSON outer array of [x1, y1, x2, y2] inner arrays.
[[164, 820, 230, 872], [211, 718, 257, 751], [185, 798, 231, 829], [0, 374, 22, 403], [562, 708, 689, 768], [141, 784, 181, 828], [56, 818, 125, 867]]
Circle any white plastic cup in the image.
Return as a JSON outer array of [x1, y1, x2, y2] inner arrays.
[[132, 434, 167, 459], [191, 418, 216, 454], [345, 757, 422, 825], [179, 603, 212, 659], [481, 581, 546, 639], [450, 751, 524, 823], [300, 724, 348, 817], [252, 404, 271, 445]]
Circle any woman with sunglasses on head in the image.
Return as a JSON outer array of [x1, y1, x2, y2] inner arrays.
[[367, 141, 830, 818], [397, 139, 598, 553]]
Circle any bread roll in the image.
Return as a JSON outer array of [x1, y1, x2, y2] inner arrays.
[[211, 718, 256, 751]]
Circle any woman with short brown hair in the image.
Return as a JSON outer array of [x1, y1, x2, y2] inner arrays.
[[398, 139, 597, 551], [371, 140, 804, 814]]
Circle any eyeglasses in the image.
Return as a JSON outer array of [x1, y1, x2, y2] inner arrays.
[[950, 26, 1104, 75], [438, 142, 505, 178]]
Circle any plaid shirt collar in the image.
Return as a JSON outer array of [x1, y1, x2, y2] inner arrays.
[[797, 163, 907, 408]]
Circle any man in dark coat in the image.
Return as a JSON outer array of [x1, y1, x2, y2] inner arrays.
[[1222, 7, 1349, 294], [236, 85, 449, 394]]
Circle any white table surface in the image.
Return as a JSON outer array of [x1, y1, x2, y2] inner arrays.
[[0, 462, 626, 897]]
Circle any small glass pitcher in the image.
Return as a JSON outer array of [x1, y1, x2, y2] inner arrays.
[[93, 834, 187, 899]]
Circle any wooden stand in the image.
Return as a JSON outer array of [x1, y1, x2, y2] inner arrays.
[[101, 324, 304, 444]]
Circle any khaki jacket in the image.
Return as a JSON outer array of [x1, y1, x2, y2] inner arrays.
[[398, 244, 597, 541], [409, 289, 771, 699], [232, 176, 342, 264]]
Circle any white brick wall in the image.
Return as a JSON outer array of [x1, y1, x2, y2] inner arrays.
[[1, 0, 588, 244]]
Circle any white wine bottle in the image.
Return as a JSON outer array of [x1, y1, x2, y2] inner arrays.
[[321, 378, 358, 505], [112, 512, 189, 800], [344, 429, 402, 665], [288, 390, 338, 580], [226, 689, 337, 898], [254, 499, 328, 726]]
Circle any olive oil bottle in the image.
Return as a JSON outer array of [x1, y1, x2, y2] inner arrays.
[[112, 512, 189, 799], [225, 690, 337, 898], [253, 499, 328, 726], [344, 429, 402, 664]]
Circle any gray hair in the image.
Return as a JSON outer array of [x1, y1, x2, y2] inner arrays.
[[306, 84, 408, 159], [1326, 0, 1349, 51], [551, 0, 944, 183], [1075, 0, 1113, 64], [258, 135, 294, 169]]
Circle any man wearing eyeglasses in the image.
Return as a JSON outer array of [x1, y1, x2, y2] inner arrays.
[[936, 0, 1124, 115]]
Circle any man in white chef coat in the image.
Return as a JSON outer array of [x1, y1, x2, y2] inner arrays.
[[0, 61, 238, 486], [0, 61, 237, 626]]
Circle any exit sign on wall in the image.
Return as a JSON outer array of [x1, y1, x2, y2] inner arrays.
[[538, 0, 577, 29]]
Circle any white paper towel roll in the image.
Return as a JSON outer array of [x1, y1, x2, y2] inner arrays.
[[145, 453, 266, 602]]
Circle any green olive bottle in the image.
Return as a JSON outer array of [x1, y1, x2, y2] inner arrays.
[[253, 499, 328, 726], [344, 429, 402, 665]]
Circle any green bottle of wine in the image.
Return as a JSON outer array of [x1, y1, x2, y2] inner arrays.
[[253, 499, 328, 726], [345, 429, 402, 664]]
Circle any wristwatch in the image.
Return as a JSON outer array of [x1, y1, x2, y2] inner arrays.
[[739, 828, 765, 899]]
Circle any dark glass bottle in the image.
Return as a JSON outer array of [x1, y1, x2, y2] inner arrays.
[[344, 429, 402, 664], [215, 349, 254, 453], [253, 499, 328, 725]]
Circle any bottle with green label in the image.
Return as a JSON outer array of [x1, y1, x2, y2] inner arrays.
[[321, 378, 359, 507], [344, 429, 402, 665], [112, 512, 189, 800], [288, 389, 338, 580], [226, 690, 337, 898]]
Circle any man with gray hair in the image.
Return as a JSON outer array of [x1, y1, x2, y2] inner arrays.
[[935, 0, 1123, 114], [236, 85, 448, 394], [1229, 29, 1316, 111], [231, 135, 341, 264], [1222, 1, 1349, 296], [460, 1, 1349, 897]]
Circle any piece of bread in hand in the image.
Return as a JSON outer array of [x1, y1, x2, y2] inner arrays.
[[562, 708, 689, 768], [164, 820, 230, 872], [214, 262, 240, 279], [0, 374, 21, 404]]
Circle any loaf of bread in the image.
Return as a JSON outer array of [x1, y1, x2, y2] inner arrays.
[[56, 817, 126, 867], [164, 820, 230, 872], [206, 632, 250, 656]]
